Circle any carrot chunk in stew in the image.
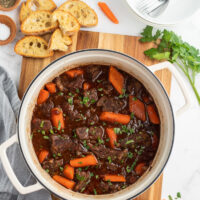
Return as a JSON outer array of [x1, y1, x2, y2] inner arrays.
[[53, 175, 75, 189], [100, 112, 130, 124], [37, 89, 49, 104], [104, 175, 126, 182], [51, 108, 65, 129], [65, 69, 83, 78], [129, 95, 146, 121], [70, 155, 98, 167]]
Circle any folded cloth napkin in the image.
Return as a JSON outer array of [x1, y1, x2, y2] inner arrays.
[[0, 67, 52, 200]]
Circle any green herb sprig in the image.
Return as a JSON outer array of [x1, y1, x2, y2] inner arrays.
[[140, 26, 200, 104]]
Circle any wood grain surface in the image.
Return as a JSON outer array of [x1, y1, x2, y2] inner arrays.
[[18, 31, 172, 200]]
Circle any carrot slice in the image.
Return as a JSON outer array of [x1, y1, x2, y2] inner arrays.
[[65, 69, 83, 78], [51, 108, 65, 129], [63, 164, 74, 180], [104, 175, 126, 182], [38, 150, 49, 163], [70, 154, 98, 167], [135, 163, 146, 176], [37, 89, 49, 104], [109, 66, 124, 94], [147, 104, 160, 124], [100, 112, 130, 125], [106, 128, 117, 148], [129, 95, 146, 121], [98, 2, 119, 24], [83, 82, 91, 90], [53, 175, 75, 190], [45, 82, 56, 94]]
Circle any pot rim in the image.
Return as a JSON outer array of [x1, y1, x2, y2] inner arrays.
[[17, 49, 175, 200]]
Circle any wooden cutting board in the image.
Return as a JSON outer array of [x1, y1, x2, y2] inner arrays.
[[18, 31, 171, 200]]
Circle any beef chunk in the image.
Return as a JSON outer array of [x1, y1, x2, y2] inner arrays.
[[127, 79, 143, 97], [88, 144, 128, 161], [51, 134, 74, 154], [87, 66, 102, 82], [119, 132, 151, 149], [32, 118, 52, 131], [62, 102, 81, 120], [102, 81, 113, 95], [74, 170, 91, 192], [68, 75, 84, 89], [87, 114, 99, 125], [97, 96, 126, 112], [127, 175, 137, 184], [76, 127, 89, 140], [55, 77, 65, 91], [42, 158, 63, 174], [106, 162, 119, 172], [89, 126, 104, 140], [83, 88, 98, 106], [38, 100, 54, 118]]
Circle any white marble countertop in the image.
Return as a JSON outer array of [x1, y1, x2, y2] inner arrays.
[[0, 0, 200, 199]]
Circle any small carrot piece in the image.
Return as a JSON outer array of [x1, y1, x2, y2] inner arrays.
[[51, 108, 65, 129], [45, 82, 56, 94], [106, 128, 117, 148], [109, 66, 124, 94], [38, 150, 49, 163], [147, 104, 160, 124], [53, 175, 75, 190], [100, 112, 130, 125], [63, 164, 74, 180], [135, 163, 146, 176], [65, 69, 83, 78], [70, 154, 98, 167], [98, 2, 119, 24], [37, 89, 49, 104], [104, 175, 126, 182], [83, 82, 91, 90], [129, 95, 146, 121]]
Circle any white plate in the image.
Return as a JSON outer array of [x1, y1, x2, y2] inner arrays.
[[126, 0, 200, 26]]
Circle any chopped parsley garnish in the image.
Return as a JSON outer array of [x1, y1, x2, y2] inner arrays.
[[130, 112, 134, 119], [30, 133, 33, 140], [90, 99, 96, 104], [132, 97, 137, 101], [97, 80, 102, 83], [128, 152, 133, 158], [50, 129, 54, 134], [45, 169, 49, 173], [90, 121, 95, 125], [53, 153, 56, 158], [126, 140, 134, 145], [93, 188, 97, 195], [58, 120, 61, 131], [107, 156, 112, 164], [78, 168, 82, 171], [126, 165, 131, 173], [98, 138, 104, 145], [95, 175, 99, 179], [57, 152, 62, 157], [114, 127, 121, 134], [119, 89, 128, 98], [106, 138, 110, 142], [76, 174, 85, 181], [98, 88, 103, 91], [43, 136, 49, 140], [40, 120, 44, 128], [41, 130, 45, 135], [76, 88, 80, 93], [60, 167, 63, 171], [78, 161, 83, 164], [83, 96, 89, 105], [90, 172, 94, 177], [58, 92, 64, 96], [68, 97, 73, 105]]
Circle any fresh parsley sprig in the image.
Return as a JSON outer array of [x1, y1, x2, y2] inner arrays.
[[140, 26, 200, 104]]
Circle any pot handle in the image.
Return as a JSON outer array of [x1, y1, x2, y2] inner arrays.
[[149, 61, 192, 117], [0, 134, 44, 194]]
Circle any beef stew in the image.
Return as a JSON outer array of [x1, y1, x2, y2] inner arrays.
[[31, 65, 160, 195]]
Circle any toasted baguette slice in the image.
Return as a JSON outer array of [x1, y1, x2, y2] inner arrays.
[[26, 0, 56, 11], [52, 10, 80, 36], [49, 29, 72, 52], [15, 36, 54, 58], [19, 2, 32, 23], [58, 0, 98, 27], [21, 11, 58, 35]]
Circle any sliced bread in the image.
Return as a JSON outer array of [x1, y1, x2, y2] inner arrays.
[[49, 29, 72, 52], [15, 36, 54, 58], [26, 0, 56, 11], [58, 0, 98, 27], [52, 10, 80, 36], [19, 2, 32, 23], [21, 11, 58, 35]]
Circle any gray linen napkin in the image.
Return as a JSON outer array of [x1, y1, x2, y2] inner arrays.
[[0, 67, 52, 200]]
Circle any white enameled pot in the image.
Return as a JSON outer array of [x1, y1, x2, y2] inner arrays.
[[0, 49, 192, 200]]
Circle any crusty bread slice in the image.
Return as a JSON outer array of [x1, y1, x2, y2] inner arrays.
[[26, 0, 56, 12], [21, 11, 58, 35], [19, 2, 32, 23], [15, 36, 54, 58], [58, 0, 98, 27], [52, 10, 80, 36], [49, 29, 72, 52]]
